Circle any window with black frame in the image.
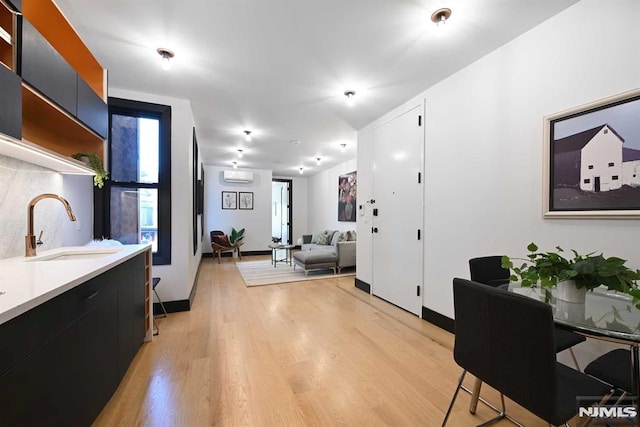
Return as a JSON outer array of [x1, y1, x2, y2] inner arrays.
[[104, 98, 172, 265]]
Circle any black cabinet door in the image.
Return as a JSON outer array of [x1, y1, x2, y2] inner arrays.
[[6, 0, 20, 12], [21, 19, 77, 116], [0, 65, 21, 140], [0, 286, 118, 427], [117, 254, 147, 380], [77, 75, 107, 138]]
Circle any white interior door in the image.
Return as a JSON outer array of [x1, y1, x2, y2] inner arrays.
[[372, 104, 424, 315]]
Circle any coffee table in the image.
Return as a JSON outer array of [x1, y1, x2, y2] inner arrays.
[[268, 244, 295, 267]]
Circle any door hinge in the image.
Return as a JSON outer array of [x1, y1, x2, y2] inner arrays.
[[417, 229, 421, 240], [417, 285, 421, 296], [418, 115, 422, 126], [418, 172, 421, 183]]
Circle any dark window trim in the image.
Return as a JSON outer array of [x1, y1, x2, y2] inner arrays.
[[101, 97, 172, 265], [272, 178, 293, 245]]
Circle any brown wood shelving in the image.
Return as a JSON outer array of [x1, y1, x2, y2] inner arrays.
[[21, 84, 104, 159]]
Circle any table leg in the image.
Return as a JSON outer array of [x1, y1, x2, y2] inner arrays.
[[631, 345, 639, 420]]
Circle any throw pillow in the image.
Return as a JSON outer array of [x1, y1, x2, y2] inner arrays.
[[330, 231, 343, 246], [347, 230, 357, 241], [317, 230, 332, 245], [212, 234, 231, 247], [311, 231, 323, 244]]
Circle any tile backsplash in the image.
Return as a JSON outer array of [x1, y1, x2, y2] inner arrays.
[[0, 155, 65, 259]]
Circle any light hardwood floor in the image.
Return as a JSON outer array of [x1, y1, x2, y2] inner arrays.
[[94, 256, 556, 426]]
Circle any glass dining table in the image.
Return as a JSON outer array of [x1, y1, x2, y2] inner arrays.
[[510, 284, 640, 397], [468, 284, 640, 419]]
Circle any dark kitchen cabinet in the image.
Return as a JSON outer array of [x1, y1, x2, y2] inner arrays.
[[117, 254, 147, 380], [0, 65, 21, 139], [0, 253, 147, 427], [6, 0, 20, 12], [77, 75, 108, 138], [21, 19, 78, 117]]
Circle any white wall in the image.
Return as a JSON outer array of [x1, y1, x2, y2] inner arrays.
[[307, 159, 358, 233], [358, 0, 640, 366], [274, 175, 308, 245], [110, 88, 202, 304], [203, 166, 272, 252]]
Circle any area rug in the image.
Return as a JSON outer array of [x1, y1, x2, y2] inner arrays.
[[236, 260, 355, 287]]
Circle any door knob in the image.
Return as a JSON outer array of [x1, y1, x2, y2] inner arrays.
[[372, 227, 378, 233]]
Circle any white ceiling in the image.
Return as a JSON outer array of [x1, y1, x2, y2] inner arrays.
[[55, 0, 579, 177]]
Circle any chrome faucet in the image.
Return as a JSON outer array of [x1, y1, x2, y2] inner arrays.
[[25, 194, 77, 257]]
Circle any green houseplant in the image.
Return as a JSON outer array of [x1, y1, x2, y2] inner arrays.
[[502, 243, 640, 301], [72, 152, 109, 188], [229, 227, 245, 245]]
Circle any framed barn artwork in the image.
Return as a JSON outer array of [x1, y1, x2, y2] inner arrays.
[[543, 88, 640, 218]]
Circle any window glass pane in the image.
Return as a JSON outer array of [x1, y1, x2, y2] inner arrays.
[[111, 115, 159, 183], [110, 187, 159, 253]]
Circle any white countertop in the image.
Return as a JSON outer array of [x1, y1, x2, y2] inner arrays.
[[0, 244, 150, 326]]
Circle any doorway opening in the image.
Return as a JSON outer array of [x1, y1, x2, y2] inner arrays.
[[272, 179, 292, 244]]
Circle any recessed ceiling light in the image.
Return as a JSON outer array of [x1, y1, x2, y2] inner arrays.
[[316, 157, 321, 165], [244, 130, 252, 141], [299, 167, 304, 174], [431, 8, 452, 26], [156, 48, 174, 70], [237, 149, 244, 158], [232, 161, 238, 169], [340, 143, 347, 151]]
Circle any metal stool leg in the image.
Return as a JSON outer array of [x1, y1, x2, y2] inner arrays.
[[154, 288, 168, 318]]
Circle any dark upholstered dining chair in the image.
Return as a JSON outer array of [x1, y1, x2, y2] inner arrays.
[[469, 256, 586, 369], [584, 348, 633, 397], [442, 278, 611, 426]]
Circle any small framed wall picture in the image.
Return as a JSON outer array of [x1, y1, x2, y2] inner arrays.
[[222, 191, 237, 209], [239, 192, 254, 210]]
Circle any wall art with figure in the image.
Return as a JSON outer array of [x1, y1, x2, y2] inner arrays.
[[338, 171, 357, 222]]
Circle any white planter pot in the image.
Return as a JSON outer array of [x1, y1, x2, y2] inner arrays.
[[556, 280, 587, 304], [556, 299, 586, 322]]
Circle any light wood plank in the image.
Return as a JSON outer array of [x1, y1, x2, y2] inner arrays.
[[93, 255, 566, 426]]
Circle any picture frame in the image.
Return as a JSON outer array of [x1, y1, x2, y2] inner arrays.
[[338, 170, 357, 222], [543, 88, 640, 218], [222, 191, 237, 209], [239, 192, 254, 210]]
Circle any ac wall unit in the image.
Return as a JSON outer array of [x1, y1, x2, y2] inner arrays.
[[223, 170, 253, 183]]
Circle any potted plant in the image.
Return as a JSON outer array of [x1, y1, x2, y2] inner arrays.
[[72, 152, 109, 188], [229, 227, 245, 245], [502, 243, 640, 303]]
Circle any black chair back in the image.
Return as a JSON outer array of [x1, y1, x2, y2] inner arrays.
[[468, 256, 510, 288], [453, 278, 558, 422]]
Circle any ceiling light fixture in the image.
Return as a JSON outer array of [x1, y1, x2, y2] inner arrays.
[[431, 8, 452, 27], [340, 143, 347, 151], [299, 167, 304, 174], [344, 90, 356, 106], [156, 48, 174, 70], [315, 157, 321, 165], [237, 149, 244, 158], [244, 130, 252, 141], [232, 161, 238, 169]]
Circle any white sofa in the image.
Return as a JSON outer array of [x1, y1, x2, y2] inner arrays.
[[300, 230, 356, 272]]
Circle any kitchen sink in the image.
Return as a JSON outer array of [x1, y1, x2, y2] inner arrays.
[[26, 248, 122, 262]]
